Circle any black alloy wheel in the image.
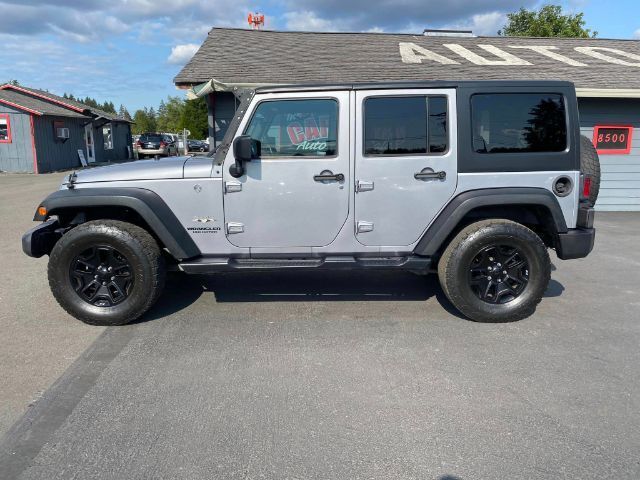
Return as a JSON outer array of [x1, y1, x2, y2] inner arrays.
[[49, 220, 166, 325], [437, 219, 551, 322], [468, 244, 529, 304], [70, 245, 134, 307]]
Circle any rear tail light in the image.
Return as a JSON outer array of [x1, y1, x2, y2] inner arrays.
[[581, 174, 592, 201], [160, 141, 167, 148], [136, 141, 143, 147]]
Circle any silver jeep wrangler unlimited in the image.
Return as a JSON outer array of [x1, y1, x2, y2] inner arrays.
[[23, 81, 598, 325]]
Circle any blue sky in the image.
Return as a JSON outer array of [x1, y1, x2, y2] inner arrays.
[[0, 0, 638, 113]]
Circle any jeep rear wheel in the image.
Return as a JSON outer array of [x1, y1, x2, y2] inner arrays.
[[48, 220, 166, 326], [438, 219, 551, 322]]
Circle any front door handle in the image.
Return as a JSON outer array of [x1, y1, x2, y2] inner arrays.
[[314, 170, 345, 182], [414, 168, 446, 180]]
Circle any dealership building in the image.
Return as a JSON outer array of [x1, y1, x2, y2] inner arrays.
[[175, 28, 640, 211]]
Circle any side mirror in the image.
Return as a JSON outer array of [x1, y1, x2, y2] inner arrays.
[[230, 135, 260, 178]]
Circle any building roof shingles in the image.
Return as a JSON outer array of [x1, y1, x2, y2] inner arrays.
[[174, 28, 640, 90], [0, 88, 89, 118], [0, 84, 130, 122]]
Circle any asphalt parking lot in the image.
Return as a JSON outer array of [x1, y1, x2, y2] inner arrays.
[[1, 173, 639, 479]]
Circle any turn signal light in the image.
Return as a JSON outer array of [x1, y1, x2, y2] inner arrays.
[[37, 206, 47, 217]]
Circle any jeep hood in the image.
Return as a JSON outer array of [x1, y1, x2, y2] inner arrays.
[[62, 157, 212, 185]]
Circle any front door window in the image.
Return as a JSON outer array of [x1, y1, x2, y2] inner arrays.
[[244, 99, 338, 157]]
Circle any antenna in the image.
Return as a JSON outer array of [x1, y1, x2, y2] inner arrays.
[[247, 13, 265, 30]]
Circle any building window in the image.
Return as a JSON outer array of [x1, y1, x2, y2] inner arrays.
[[593, 125, 633, 155], [364, 96, 448, 155], [0, 114, 11, 143], [244, 99, 338, 157], [471, 93, 567, 154], [103, 123, 113, 150]]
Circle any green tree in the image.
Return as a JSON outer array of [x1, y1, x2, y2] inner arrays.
[[500, 5, 597, 38], [157, 96, 186, 133], [101, 101, 116, 114], [132, 109, 157, 135], [118, 104, 132, 121], [82, 96, 99, 108], [180, 97, 208, 139], [156, 100, 168, 130]]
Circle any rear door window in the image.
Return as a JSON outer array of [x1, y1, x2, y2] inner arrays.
[[363, 96, 448, 155], [471, 93, 567, 153]]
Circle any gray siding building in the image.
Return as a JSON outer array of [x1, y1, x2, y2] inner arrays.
[[0, 84, 132, 173], [175, 28, 640, 211]]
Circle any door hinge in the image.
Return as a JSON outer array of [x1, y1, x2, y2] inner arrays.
[[226, 222, 244, 234], [356, 180, 374, 192], [356, 221, 374, 233], [225, 181, 242, 193]]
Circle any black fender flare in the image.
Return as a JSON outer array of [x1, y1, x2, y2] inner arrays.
[[34, 188, 200, 260], [413, 187, 568, 256]]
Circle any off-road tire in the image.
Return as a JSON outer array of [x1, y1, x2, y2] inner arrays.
[[48, 220, 165, 326], [580, 134, 600, 206], [438, 219, 551, 322]]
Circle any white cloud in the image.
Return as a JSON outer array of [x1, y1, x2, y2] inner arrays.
[[468, 12, 506, 36], [439, 11, 506, 36], [634, 29, 640, 39], [167, 43, 200, 64], [284, 11, 336, 31], [0, 0, 247, 42]]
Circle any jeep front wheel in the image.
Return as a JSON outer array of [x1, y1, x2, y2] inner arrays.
[[438, 219, 551, 322], [48, 220, 166, 326]]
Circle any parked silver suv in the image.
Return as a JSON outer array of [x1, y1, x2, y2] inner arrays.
[[23, 81, 598, 325]]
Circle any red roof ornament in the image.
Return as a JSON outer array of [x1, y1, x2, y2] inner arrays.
[[248, 13, 265, 29]]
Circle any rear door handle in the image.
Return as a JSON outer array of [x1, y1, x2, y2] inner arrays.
[[314, 170, 345, 182], [414, 169, 446, 180]]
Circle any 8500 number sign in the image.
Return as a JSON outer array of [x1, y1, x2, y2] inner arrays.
[[593, 126, 633, 154]]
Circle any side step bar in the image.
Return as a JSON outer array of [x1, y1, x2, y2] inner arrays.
[[179, 255, 431, 274]]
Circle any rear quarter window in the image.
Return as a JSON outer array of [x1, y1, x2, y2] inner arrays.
[[471, 93, 567, 154]]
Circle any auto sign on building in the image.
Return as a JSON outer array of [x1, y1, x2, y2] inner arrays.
[[175, 28, 640, 211]]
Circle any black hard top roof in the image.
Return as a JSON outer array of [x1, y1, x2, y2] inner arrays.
[[255, 80, 575, 94]]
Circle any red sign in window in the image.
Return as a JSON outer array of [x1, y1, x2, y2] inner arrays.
[[593, 125, 633, 155]]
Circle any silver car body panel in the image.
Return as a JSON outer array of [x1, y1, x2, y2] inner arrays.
[[456, 171, 580, 229], [183, 156, 214, 178], [67, 157, 189, 184]]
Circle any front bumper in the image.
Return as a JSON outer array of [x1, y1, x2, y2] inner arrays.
[[22, 219, 62, 258], [555, 205, 595, 260]]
